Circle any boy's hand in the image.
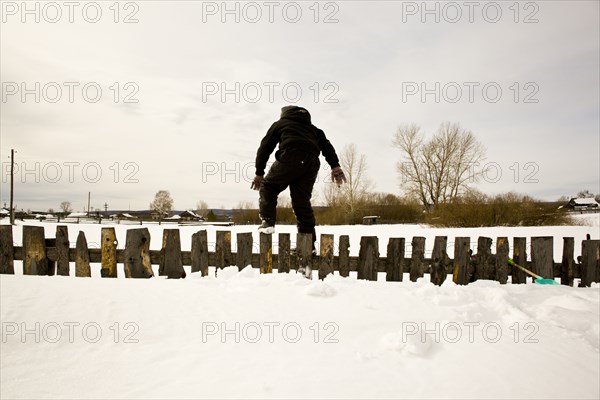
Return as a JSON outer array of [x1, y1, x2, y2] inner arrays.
[[331, 167, 347, 187], [251, 175, 264, 190]]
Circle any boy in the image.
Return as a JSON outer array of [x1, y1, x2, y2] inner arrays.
[[251, 106, 346, 246]]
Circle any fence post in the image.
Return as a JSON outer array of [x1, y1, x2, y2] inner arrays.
[[386, 238, 404, 282], [23, 225, 48, 275], [431, 236, 449, 286], [512, 238, 527, 284], [215, 231, 232, 270], [160, 229, 186, 279], [0, 225, 14, 274], [101, 227, 118, 278], [296, 233, 313, 277], [474, 237, 494, 281], [338, 235, 350, 278], [531, 237, 554, 280], [278, 233, 291, 273], [495, 237, 509, 284], [410, 237, 425, 282], [452, 237, 470, 285], [236, 232, 253, 270], [124, 228, 154, 278], [561, 237, 575, 286], [56, 225, 70, 276], [319, 234, 334, 280], [75, 231, 91, 277], [358, 236, 378, 281], [260, 233, 273, 274], [580, 240, 600, 287], [191, 230, 209, 276]]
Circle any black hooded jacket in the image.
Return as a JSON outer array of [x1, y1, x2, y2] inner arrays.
[[254, 106, 340, 176]]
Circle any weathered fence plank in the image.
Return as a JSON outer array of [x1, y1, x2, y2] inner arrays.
[[319, 234, 334, 280], [23, 226, 48, 275], [101, 227, 118, 278], [410, 237, 425, 282], [159, 229, 185, 279], [452, 237, 471, 285], [561, 237, 575, 286], [124, 228, 154, 278], [278, 233, 291, 273], [531, 237, 554, 280], [260, 233, 273, 274], [75, 231, 91, 277], [0, 225, 15, 274], [215, 231, 232, 270], [512, 237, 527, 284], [474, 237, 494, 281], [296, 233, 313, 278], [386, 238, 404, 282], [430, 236, 449, 286], [580, 240, 600, 287], [495, 237, 509, 284], [338, 235, 350, 277], [191, 230, 209, 276], [56, 225, 70, 276], [236, 232, 253, 270], [358, 236, 378, 281]]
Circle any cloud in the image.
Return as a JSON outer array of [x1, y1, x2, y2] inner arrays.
[[1, 1, 598, 210]]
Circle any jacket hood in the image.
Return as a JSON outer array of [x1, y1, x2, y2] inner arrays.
[[280, 105, 311, 124]]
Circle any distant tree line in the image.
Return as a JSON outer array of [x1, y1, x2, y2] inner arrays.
[[138, 123, 599, 228]]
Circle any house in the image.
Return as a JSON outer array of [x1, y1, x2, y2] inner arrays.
[[115, 213, 137, 221], [178, 210, 204, 222], [568, 198, 600, 212]]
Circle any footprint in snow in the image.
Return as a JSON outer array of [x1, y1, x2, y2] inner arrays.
[[304, 281, 337, 298]]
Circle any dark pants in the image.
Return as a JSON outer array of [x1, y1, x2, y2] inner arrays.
[[259, 149, 320, 244]]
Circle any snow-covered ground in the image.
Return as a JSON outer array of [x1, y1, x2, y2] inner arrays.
[[1, 214, 599, 399]]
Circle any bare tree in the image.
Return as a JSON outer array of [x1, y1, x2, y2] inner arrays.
[[577, 189, 595, 199], [195, 200, 209, 216], [393, 122, 486, 208], [324, 143, 373, 222], [59, 201, 73, 215], [150, 190, 174, 216]]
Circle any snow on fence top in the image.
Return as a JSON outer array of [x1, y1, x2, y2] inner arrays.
[[0, 225, 598, 286]]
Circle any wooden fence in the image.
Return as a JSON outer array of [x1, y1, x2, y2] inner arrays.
[[0, 225, 599, 286]]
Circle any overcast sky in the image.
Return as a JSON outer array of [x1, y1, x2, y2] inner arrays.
[[1, 0, 598, 212]]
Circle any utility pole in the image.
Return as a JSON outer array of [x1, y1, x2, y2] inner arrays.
[[9, 149, 15, 225], [87, 192, 91, 216]]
